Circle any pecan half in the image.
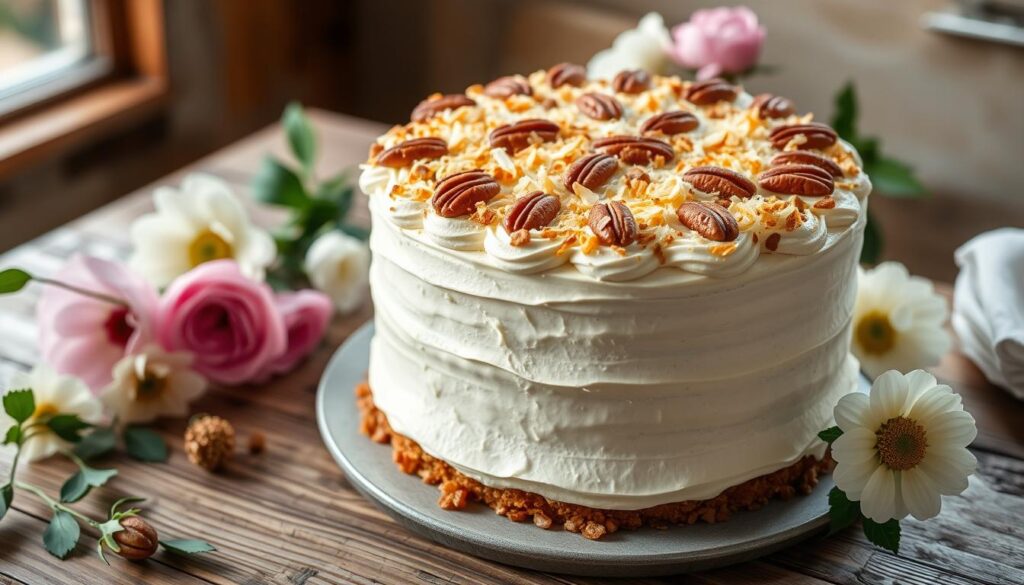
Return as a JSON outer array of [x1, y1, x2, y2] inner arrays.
[[489, 119, 560, 153], [639, 111, 699, 135], [683, 166, 756, 198], [563, 153, 618, 191], [589, 201, 637, 246], [484, 76, 533, 99], [684, 78, 737, 105], [504, 191, 560, 232], [375, 137, 448, 168], [411, 94, 476, 123], [547, 62, 586, 88], [769, 122, 838, 150], [575, 92, 623, 121], [612, 69, 651, 94], [592, 136, 674, 165], [677, 201, 740, 242], [432, 170, 501, 218], [770, 151, 843, 178], [751, 93, 795, 119], [758, 164, 835, 196]]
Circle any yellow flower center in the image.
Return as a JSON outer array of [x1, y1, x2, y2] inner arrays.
[[33, 403, 59, 419], [856, 311, 897, 355], [876, 416, 928, 470], [188, 229, 233, 267], [129, 358, 170, 403]]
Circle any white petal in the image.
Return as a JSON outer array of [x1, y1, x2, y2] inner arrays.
[[860, 465, 901, 522], [834, 392, 871, 432], [906, 385, 960, 426], [925, 410, 978, 448], [901, 468, 942, 520], [870, 370, 909, 422], [833, 457, 879, 500], [902, 370, 938, 405], [920, 449, 975, 495], [832, 427, 877, 465]]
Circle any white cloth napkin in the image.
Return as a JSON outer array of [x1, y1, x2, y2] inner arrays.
[[952, 228, 1024, 399]]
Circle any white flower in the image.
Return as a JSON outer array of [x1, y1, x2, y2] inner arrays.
[[129, 173, 276, 287], [1, 366, 104, 462], [852, 262, 952, 380], [587, 13, 672, 80], [100, 345, 207, 425], [832, 370, 977, 522], [304, 231, 370, 314]]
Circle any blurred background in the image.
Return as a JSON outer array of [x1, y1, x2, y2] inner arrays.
[[0, 0, 1022, 282]]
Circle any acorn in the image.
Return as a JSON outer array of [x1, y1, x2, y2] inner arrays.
[[113, 517, 159, 561], [184, 415, 236, 471]]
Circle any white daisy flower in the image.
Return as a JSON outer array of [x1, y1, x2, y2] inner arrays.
[[853, 262, 952, 380], [303, 231, 370, 314], [100, 345, 207, 425], [832, 370, 977, 523], [587, 13, 672, 80], [1, 366, 104, 462], [129, 173, 276, 287]]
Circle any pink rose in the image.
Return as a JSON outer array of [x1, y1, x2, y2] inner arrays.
[[158, 260, 286, 385], [669, 7, 765, 80], [37, 255, 159, 392], [255, 290, 333, 380]]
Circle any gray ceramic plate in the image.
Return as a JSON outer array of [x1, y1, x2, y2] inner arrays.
[[316, 322, 867, 577]]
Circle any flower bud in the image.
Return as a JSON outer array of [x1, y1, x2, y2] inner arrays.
[[113, 516, 159, 560]]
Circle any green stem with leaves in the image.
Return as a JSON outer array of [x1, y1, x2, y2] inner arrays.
[[14, 481, 101, 528]]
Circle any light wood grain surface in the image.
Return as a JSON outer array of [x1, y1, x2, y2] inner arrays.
[[0, 111, 1020, 584]]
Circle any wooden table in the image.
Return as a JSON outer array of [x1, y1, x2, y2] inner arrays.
[[0, 110, 1020, 585]]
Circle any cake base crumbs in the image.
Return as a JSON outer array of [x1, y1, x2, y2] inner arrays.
[[356, 382, 834, 540]]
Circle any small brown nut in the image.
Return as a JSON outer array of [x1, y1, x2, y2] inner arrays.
[[684, 78, 738, 105], [612, 69, 651, 94], [677, 201, 740, 242], [113, 517, 159, 561], [758, 163, 835, 196], [592, 136, 674, 165], [588, 201, 637, 246], [410, 94, 476, 122], [563, 153, 618, 191], [765, 232, 782, 251], [640, 111, 699, 135], [547, 62, 586, 88], [484, 75, 532, 99], [503, 191, 560, 232], [769, 122, 838, 150], [770, 151, 843, 178], [374, 137, 448, 168], [488, 119, 559, 153], [432, 170, 501, 217], [625, 166, 650, 184], [248, 431, 266, 455], [751, 93, 796, 119], [575, 92, 623, 121], [683, 166, 757, 199], [814, 196, 837, 209]]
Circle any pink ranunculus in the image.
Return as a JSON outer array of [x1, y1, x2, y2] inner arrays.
[[669, 7, 765, 80], [158, 259, 286, 385], [37, 255, 159, 393], [254, 290, 333, 381]]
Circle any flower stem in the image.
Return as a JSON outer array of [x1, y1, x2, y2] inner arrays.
[[14, 481, 101, 528], [32, 277, 128, 308]]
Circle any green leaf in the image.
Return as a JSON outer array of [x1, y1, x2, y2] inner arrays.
[[0, 484, 12, 521], [123, 426, 168, 462], [316, 174, 351, 203], [831, 82, 857, 141], [827, 486, 861, 534], [863, 517, 901, 554], [0, 268, 32, 294], [851, 136, 879, 166], [74, 427, 117, 460], [283, 101, 316, 172], [46, 415, 91, 443], [818, 426, 843, 446], [160, 539, 217, 555], [868, 157, 926, 197], [339, 224, 371, 242], [3, 388, 35, 424], [860, 210, 884, 265], [60, 463, 117, 503], [43, 510, 80, 559], [252, 157, 310, 208], [4, 424, 21, 445]]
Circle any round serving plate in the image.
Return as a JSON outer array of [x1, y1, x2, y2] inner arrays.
[[316, 322, 868, 577]]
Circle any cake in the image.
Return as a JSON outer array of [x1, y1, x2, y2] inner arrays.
[[357, 65, 871, 539]]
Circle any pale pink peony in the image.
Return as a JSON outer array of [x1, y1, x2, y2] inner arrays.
[[158, 260, 286, 385], [669, 7, 765, 80], [254, 290, 333, 381], [37, 255, 159, 392]]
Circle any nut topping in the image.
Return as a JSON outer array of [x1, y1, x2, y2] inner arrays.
[[676, 201, 740, 242], [612, 69, 652, 94], [684, 78, 738, 105], [751, 93, 795, 119], [758, 164, 835, 196], [563, 153, 619, 191], [432, 170, 501, 218], [769, 122, 838, 150], [411, 94, 476, 122], [547, 62, 586, 88], [588, 201, 637, 246], [504, 191, 560, 232], [770, 151, 843, 178], [484, 76, 533, 99], [375, 137, 448, 168], [639, 111, 699, 135], [592, 136, 674, 165], [489, 119, 560, 153], [575, 92, 623, 121], [683, 166, 757, 199]]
